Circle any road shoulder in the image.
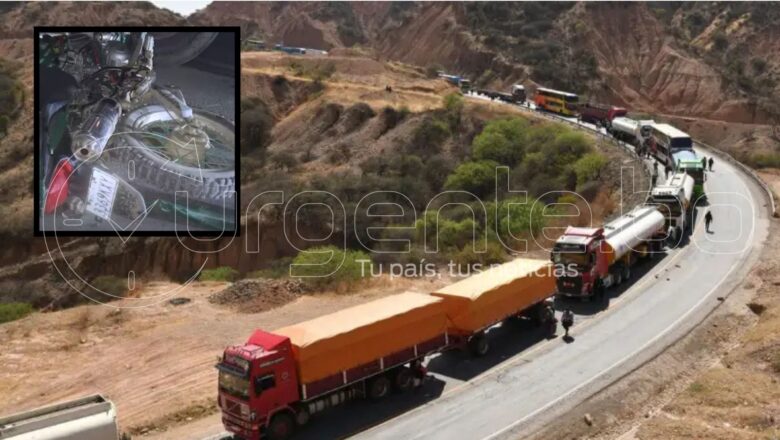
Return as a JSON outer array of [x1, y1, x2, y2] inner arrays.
[[528, 211, 777, 440]]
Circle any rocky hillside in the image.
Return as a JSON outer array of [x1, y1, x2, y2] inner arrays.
[[194, 2, 780, 125]]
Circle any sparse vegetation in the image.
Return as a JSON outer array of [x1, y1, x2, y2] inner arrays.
[[445, 160, 501, 197], [199, 267, 240, 282], [269, 151, 298, 171], [410, 116, 451, 156], [0, 58, 23, 137], [0, 302, 34, 324], [290, 246, 370, 289], [288, 60, 336, 82], [573, 152, 608, 186], [240, 97, 274, 159], [89, 276, 128, 300], [472, 118, 529, 166]]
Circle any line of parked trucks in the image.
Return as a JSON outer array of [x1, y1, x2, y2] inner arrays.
[[212, 80, 709, 440], [0, 79, 706, 440]]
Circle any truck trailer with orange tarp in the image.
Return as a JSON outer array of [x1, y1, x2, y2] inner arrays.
[[432, 258, 557, 355], [275, 291, 449, 389], [216, 260, 557, 440]]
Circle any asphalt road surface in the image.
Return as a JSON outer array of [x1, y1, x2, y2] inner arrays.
[[206, 104, 770, 440]]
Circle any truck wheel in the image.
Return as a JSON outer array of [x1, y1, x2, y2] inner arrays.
[[294, 405, 310, 426], [468, 333, 490, 357], [393, 367, 413, 392], [267, 413, 295, 440], [367, 375, 391, 400]]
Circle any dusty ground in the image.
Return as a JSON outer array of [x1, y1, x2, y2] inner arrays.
[[0, 275, 449, 436]]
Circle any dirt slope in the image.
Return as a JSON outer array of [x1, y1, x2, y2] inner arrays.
[[0, 277, 442, 434], [195, 2, 780, 125]]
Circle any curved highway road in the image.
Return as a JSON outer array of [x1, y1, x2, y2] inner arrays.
[[348, 142, 770, 439], [204, 102, 771, 440]]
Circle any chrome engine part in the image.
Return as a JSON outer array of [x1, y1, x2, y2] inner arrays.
[[71, 98, 122, 161]]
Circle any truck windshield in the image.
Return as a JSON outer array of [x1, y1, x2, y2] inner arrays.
[[670, 137, 692, 151], [219, 370, 250, 400], [552, 251, 589, 267]]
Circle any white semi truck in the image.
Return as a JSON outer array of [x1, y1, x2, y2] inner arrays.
[[0, 395, 118, 440], [650, 172, 695, 246], [609, 117, 655, 150]]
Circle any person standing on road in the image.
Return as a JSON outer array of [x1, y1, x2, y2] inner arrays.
[[541, 300, 558, 337], [664, 163, 672, 179], [708, 157, 714, 171], [701, 156, 707, 170], [705, 210, 714, 233], [561, 309, 574, 339], [411, 359, 428, 390]]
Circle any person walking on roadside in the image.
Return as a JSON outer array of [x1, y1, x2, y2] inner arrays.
[[664, 163, 672, 179], [701, 156, 707, 170], [561, 309, 574, 341], [708, 157, 714, 171], [705, 210, 714, 233]]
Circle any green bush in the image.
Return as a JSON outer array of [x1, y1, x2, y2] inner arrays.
[[444, 160, 501, 197], [443, 93, 464, 128], [486, 197, 547, 243], [423, 154, 456, 190], [444, 93, 464, 114], [472, 118, 529, 166], [0, 302, 34, 324], [573, 152, 608, 185], [746, 153, 780, 169], [416, 211, 483, 251], [411, 116, 451, 155], [288, 61, 336, 82], [290, 246, 371, 288], [199, 267, 240, 282]]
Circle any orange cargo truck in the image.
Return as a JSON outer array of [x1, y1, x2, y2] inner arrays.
[[432, 258, 558, 356], [216, 259, 557, 440]]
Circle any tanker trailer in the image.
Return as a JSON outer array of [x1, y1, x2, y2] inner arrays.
[[551, 205, 665, 300]]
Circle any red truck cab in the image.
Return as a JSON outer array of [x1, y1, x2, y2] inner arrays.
[[217, 331, 300, 440], [551, 226, 610, 298]]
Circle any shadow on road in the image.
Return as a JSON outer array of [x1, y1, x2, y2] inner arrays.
[[427, 319, 553, 381], [553, 249, 668, 316], [293, 319, 553, 439], [295, 379, 446, 440]]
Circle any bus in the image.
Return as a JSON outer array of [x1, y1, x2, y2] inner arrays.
[[534, 87, 579, 116], [648, 123, 693, 167]]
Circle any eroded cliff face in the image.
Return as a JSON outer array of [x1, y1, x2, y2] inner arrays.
[[195, 2, 780, 124]]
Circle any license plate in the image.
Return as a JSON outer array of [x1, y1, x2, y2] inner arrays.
[[86, 167, 118, 221]]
